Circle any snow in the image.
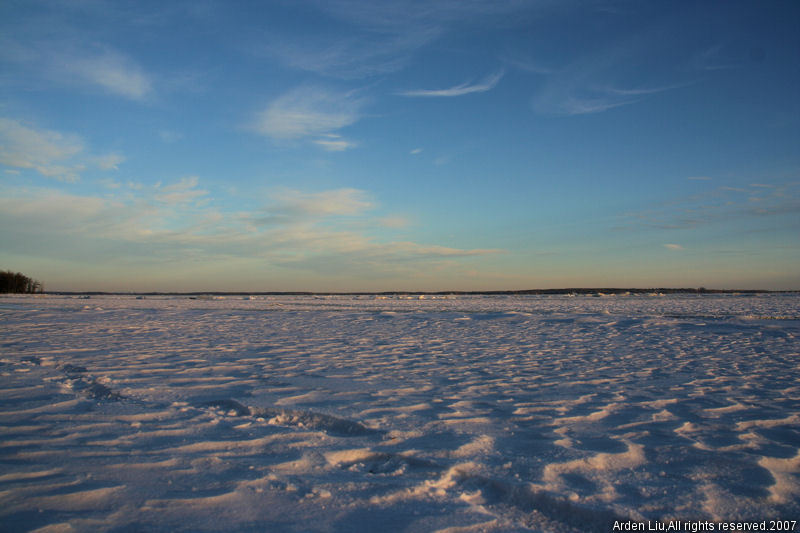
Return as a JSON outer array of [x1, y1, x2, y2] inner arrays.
[[1, 293, 798, 532]]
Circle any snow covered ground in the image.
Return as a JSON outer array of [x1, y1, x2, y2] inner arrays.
[[1, 293, 798, 532]]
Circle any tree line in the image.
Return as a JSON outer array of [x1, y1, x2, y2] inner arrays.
[[0, 270, 44, 293]]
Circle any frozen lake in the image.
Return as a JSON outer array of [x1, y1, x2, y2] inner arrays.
[[1, 293, 798, 532]]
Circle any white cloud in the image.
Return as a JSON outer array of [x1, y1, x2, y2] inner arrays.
[[92, 153, 125, 170], [155, 176, 208, 205], [258, 2, 547, 81], [0, 118, 83, 182], [530, 27, 694, 116], [547, 96, 631, 115], [98, 178, 122, 189], [254, 86, 364, 141], [533, 68, 685, 115], [0, 118, 124, 182], [0, 188, 129, 240], [691, 44, 744, 72], [623, 182, 800, 233], [410, 148, 423, 155], [271, 188, 373, 217], [501, 53, 553, 75], [159, 130, 183, 143], [67, 49, 153, 101], [261, 29, 438, 80], [315, 1, 540, 34], [1, 33, 156, 101], [0, 184, 501, 287], [312, 134, 358, 152], [0, 118, 82, 166], [376, 241, 499, 258], [378, 215, 410, 228], [534, 80, 679, 116], [399, 70, 504, 97], [663, 244, 684, 251]]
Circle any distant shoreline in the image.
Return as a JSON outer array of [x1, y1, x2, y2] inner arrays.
[[28, 288, 797, 296]]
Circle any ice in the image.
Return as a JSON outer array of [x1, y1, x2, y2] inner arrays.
[[1, 293, 798, 531]]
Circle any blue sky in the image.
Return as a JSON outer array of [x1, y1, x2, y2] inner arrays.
[[1, 0, 798, 291]]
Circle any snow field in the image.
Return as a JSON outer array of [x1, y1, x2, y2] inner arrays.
[[0, 294, 798, 532]]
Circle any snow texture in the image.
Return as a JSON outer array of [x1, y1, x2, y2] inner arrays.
[[1, 293, 798, 532]]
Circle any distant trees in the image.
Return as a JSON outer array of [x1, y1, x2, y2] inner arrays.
[[0, 270, 43, 294]]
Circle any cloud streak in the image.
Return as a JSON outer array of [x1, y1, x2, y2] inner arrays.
[[0, 183, 500, 286], [260, 28, 439, 80], [312, 134, 358, 152], [529, 19, 698, 116], [2, 35, 155, 102], [66, 49, 153, 101], [270, 188, 374, 217], [534, 73, 686, 116], [0, 118, 122, 182], [258, 1, 542, 80], [398, 70, 504, 97], [621, 182, 800, 232], [253, 86, 364, 149], [155, 176, 208, 205]]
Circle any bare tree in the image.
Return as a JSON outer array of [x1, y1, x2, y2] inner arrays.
[[0, 270, 44, 294]]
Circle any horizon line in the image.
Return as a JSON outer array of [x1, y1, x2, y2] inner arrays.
[[20, 287, 798, 296]]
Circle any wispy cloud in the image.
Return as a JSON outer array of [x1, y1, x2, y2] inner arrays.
[[260, 29, 439, 80], [663, 243, 683, 251], [268, 188, 374, 218], [155, 176, 208, 205], [0, 183, 501, 287], [66, 49, 153, 101], [621, 182, 800, 232], [398, 70, 504, 97], [253, 86, 364, 147], [92, 153, 125, 171], [378, 215, 411, 228], [501, 53, 552, 75], [243, 187, 374, 227], [0, 118, 83, 179], [2, 36, 155, 101], [0, 118, 122, 182], [314, 1, 544, 34], [312, 134, 358, 152], [601, 83, 690, 97], [159, 130, 183, 143], [690, 44, 758, 72], [258, 2, 548, 80], [530, 21, 696, 116], [534, 77, 685, 116]]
